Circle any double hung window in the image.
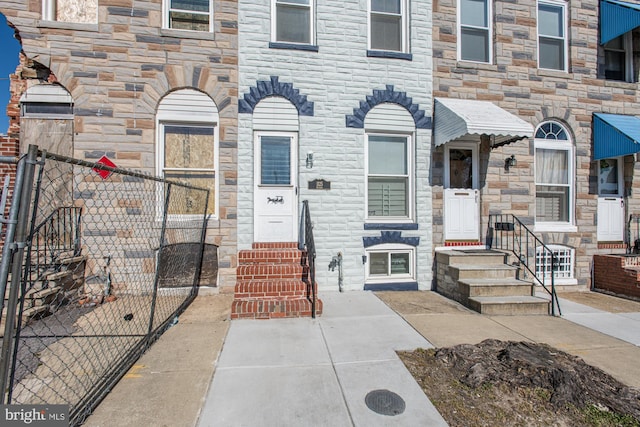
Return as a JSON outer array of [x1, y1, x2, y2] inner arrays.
[[459, 0, 491, 62], [369, 0, 407, 52], [165, 0, 214, 32], [538, 1, 567, 71], [367, 134, 411, 219], [603, 33, 633, 82], [273, 0, 313, 44]]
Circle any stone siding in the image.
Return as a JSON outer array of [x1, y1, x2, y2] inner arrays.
[[238, 0, 434, 290], [433, 0, 640, 288], [0, 0, 238, 290]]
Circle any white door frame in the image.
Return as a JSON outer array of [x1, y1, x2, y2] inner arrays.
[[253, 131, 298, 242], [443, 141, 480, 241], [597, 157, 625, 242]]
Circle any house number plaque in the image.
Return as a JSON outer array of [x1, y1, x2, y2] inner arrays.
[[308, 179, 331, 190]]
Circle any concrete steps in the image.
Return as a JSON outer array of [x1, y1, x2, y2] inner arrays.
[[2, 253, 87, 327], [231, 242, 322, 319], [436, 249, 550, 315]]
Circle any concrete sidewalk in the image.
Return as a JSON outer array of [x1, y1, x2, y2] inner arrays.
[[84, 289, 640, 426], [197, 292, 447, 427]]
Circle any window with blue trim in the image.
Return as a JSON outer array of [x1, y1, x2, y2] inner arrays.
[[366, 244, 415, 282], [369, 0, 408, 53], [272, 0, 314, 44]]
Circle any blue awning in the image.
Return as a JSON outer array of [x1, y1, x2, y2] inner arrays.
[[600, 0, 640, 44], [593, 113, 640, 160]]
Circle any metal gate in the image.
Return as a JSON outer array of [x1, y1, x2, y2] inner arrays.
[[0, 145, 210, 425]]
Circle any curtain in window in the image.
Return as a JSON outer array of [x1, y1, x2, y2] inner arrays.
[[536, 148, 568, 222]]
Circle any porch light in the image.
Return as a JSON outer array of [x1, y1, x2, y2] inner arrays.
[[504, 154, 517, 172]]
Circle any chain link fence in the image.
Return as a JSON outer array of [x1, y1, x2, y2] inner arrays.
[[0, 145, 210, 426]]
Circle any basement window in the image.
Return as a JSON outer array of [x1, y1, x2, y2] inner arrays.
[[365, 244, 415, 282], [535, 244, 575, 281]]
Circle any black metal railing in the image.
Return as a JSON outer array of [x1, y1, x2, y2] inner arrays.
[[28, 206, 82, 274], [487, 214, 561, 316], [299, 200, 317, 318]]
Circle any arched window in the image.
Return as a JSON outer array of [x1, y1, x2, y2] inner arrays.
[[534, 121, 574, 228], [156, 89, 218, 216]]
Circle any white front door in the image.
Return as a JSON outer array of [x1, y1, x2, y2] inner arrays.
[[254, 133, 298, 242], [444, 143, 480, 241], [597, 157, 625, 241]]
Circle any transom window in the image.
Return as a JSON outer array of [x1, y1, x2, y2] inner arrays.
[[273, 0, 313, 44], [603, 33, 634, 82], [459, 0, 491, 62], [537, 1, 567, 71], [367, 134, 411, 219], [535, 245, 574, 280], [366, 245, 415, 282], [535, 121, 574, 227], [165, 0, 214, 32], [369, 0, 408, 52]]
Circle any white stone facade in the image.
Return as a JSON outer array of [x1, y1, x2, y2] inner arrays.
[[238, 0, 434, 291]]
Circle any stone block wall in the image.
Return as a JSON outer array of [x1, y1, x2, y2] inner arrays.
[[238, 0, 434, 290], [0, 0, 238, 290], [433, 0, 640, 287]]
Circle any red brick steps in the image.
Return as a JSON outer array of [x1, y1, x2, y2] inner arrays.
[[231, 242, 322, 319]]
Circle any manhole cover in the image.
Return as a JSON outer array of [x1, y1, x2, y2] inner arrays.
[[364, 389, 406, 416]]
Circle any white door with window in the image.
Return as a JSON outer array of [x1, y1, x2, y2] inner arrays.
[[597, 158, 625, 241], [444, 143, 479, 241], [254, 133, 298, 242]]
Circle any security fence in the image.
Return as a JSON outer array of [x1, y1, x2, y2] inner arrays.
[[0, 145, 209, 426]]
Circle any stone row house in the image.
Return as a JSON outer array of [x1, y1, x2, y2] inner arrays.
[[1, 0, 640, 315]]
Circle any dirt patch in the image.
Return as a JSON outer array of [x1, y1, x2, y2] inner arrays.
[[560, 291, 640, 313], [400, 339, 640, 427]]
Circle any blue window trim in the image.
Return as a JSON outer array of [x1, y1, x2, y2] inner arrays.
[[363, 231, 420, 248], [364, 223, 418, 230], [364, 282, 418, 291], [346, 85, 432, 129], [269, 42, 319, 52], [238, 76, 314, 116], [367, 50, 413, 61]]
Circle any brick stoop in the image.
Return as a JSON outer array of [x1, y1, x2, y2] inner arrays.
[[231, 242, 323, 319]]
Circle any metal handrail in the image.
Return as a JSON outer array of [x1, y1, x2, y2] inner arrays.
[[299, 200, 317, 318], [487, 214, 561, 316], [28, 206, 82, 284]]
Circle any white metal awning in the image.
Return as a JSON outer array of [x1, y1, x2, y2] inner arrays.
[[434, 98, 534, 147]]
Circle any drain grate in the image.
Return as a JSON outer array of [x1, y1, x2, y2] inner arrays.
[[364, 389, 406, 416]]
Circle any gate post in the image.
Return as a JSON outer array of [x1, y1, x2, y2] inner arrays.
[[0, 145, 39, 403]]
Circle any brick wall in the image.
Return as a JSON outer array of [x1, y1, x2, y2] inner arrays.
[[432, 0, 640, 287], [0, 0, 239, 290], [593, 254, 640, 298]]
